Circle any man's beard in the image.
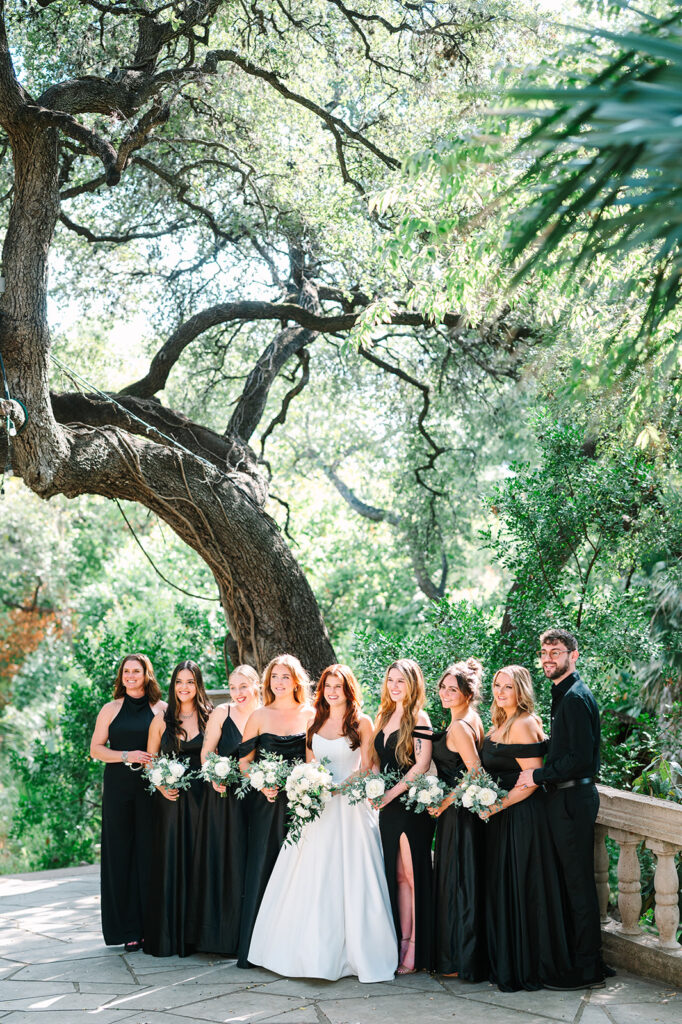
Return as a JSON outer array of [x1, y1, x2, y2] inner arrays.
[[544, 661, 570, 680]]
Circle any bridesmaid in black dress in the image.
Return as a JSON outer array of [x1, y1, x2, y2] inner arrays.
[[186, 665, 261, 955], [90, 653, 165, 952], [429, 659, 488, 980], [236, 654, 314, 968], [480, 665, 574, 991], [144, 660, 213, 957], [373, 658, 434, 974]]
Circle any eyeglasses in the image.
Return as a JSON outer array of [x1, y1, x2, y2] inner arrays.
[[539, 649, 570, 659]]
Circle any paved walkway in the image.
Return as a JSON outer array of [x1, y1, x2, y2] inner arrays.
[[0, 866, 679, 1023]]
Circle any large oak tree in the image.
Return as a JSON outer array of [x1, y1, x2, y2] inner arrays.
[[0, 0, 525, 673]]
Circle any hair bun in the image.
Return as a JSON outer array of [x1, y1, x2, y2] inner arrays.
[[466, 657, 484, 680]]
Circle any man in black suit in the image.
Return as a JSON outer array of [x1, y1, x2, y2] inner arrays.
[[518, 628, 610, 988]]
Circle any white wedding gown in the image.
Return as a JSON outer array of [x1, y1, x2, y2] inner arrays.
[[248, 733, 398, 982]]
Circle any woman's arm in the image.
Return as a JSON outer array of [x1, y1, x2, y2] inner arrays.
[[358, 716, 375, 772], [238, 709, 262, 772], [430, 721, 481, 818], [202, 705, 229, 792], [147, 715, 178, 802], [89, 702, 153, 766]]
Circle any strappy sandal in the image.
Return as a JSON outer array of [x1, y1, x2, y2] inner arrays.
[[396, 938, 416, 974], [124, 938, 143, 953]]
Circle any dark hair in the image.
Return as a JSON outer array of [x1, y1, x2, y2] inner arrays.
[[437, 658, 483, 707], [540, 628, 578, 652], [307, 664, 363, 751], [112, 653, 162, 704], [164, 660, 213, 752]]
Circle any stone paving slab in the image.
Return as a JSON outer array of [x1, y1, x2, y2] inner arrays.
[[1, 865, 678, 1024]]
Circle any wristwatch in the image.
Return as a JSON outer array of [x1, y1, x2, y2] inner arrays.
[[121, 751, 129, 764]]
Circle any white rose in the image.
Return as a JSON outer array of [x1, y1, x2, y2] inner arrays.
[[366, 779, 385, 799], [427, 776, 440, 788], [479, 788, 497, 806], [250, 770, 266, 790], [214, 760, 230, 779], [462, 791, 474, 808], [417, 790, 432, 804], [297, 777, 310, 790], [150, 769, 164, 786], [169, 761, 186, 779], [321, 789, 332, 803], [301, 794, 312, 806], [265, 771, 277, 784], [466, 784, 481, 797], [409, 786, 417, 799], [295, 806, 310, 817]]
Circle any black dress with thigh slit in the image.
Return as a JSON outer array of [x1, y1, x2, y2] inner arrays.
[[143, 729, 205, 957], [186, 708, 247, 955], [431, 730, 488, 979], [481, 736, 575, 991], [374, 728, 435, 972], [100, 693, 155, 945], [236, 731, 307, 968]]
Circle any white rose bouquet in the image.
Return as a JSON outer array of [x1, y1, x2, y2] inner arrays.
[[143, 754, 194, 795], [336, 769, 397, 809], [284, 760, 334, 845], [238, 752, 291, 798], [200, 752, 241, 796], [401, 772, 448, 813], [452, 767, 507, 820]]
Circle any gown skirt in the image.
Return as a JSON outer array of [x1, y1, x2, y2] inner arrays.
[[100, 692, 155, 945], [248, 734, 398, 982], [431, 731, 488, 980], [481, 736, 575, 991], [375, 729, 435, 972], [144, 730, 205, 957], [236, 731, 307, 967], [186, 710, 247, 955]]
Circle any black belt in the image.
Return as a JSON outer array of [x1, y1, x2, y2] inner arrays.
[[552, 777, 596, 791]]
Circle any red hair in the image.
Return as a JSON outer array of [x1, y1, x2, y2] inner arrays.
[[307, 664, 362, 751]]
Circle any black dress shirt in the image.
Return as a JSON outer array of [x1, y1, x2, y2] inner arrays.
[[532, 671, 600, 785]]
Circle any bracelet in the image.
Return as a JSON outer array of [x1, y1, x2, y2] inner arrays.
[[121, 750, 129, 764]]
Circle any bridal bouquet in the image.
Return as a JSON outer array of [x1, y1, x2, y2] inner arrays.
[[143, 754, 194, 795], [401, 772, 448, 813], [452, 767, 507, 820], [200, 752, 241, 796], [336, 769, 396, 809], [284, 760, 334, 845], [238, 752, 291, 798]]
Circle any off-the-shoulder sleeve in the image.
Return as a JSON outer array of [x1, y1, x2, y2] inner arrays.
[[238, 735, 259, 757], [412, 728, 433, 740]]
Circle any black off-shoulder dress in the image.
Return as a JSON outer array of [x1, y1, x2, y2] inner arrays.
[[374, 728, 435, 972], [481, 736, 575, 991]]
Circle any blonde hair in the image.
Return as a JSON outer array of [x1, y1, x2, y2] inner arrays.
[[373, 659, 426, 768], [262, 654, 309, 705], [437, 658, 483, 707], [491, 665, 538, 742], [229, 664, 261, 697]]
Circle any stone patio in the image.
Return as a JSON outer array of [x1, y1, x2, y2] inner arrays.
[[0, 866, 679, 1023]]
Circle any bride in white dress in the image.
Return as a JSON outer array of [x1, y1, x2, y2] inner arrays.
[[248, 664, 398, 983]]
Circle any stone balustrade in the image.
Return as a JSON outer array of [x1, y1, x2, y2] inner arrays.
[[596, 784, 682, 984]]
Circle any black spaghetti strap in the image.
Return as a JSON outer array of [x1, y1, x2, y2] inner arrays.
[[237, 735, 258, 757]]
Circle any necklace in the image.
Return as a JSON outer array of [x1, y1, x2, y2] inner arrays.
[[179, 711, 195, 720]]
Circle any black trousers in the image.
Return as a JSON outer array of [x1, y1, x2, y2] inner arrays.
[[544, 784, 602, 979]]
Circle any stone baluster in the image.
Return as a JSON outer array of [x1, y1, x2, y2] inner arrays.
[[608, 827, 643, 935], [646, 839, 682, 950], [594, 824, 610, 923]]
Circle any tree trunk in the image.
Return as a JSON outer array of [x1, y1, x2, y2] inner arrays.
[[0, 109, 335, 677]]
